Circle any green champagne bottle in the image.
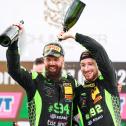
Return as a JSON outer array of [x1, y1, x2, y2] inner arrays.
[[63, 0, 86, 32]]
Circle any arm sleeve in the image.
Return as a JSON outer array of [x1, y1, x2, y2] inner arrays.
[[6, 41, 36, 98], [75, 33, 116, 88], [73, 86, 83, 126]]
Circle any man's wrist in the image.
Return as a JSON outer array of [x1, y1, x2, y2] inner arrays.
[[70, 32, 76, 39], [8, 40, 18, 50]]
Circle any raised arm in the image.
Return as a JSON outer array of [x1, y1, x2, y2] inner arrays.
[[6, 40, 36, 99], [58, 32, 116, 88]]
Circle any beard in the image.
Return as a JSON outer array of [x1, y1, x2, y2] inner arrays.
[[45, 65, 62, 80]]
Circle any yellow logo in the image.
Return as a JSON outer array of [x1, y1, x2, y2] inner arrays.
[[64, 83, 73, 100], [45, 45, 61, 52], [91, 86, 102, 104], [64, 86, 72, 94]]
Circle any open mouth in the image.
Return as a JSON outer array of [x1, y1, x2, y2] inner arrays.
[[48, 66, 56, 72]]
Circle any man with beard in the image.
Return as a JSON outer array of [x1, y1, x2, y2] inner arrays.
[[58, 32, 121, 126], [6, 41, 78, 126]]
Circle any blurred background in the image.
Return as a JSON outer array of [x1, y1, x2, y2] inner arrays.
[[0, 0, 126, 125]]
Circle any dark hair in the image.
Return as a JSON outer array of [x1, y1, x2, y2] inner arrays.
[[80, 50, 94, 61], [33, 57, 44, 65]]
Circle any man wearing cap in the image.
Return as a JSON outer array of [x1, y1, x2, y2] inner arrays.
[[6, 40, 79, 126], [58, 32, 121, 126]]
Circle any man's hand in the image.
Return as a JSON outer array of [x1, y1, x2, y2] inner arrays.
[[57, 31, 76, 41]]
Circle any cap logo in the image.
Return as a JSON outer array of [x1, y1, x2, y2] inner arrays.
[[45, 45, 61, 52]]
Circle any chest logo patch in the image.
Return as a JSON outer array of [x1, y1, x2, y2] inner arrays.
[[63, 83, 73, 100], [91, 86, 102, 104]]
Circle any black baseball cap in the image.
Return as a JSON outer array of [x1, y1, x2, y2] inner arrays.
[[80, 50, 94, 61], [43, 42, 64, 57]]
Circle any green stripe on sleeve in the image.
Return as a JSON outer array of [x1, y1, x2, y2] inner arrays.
[[105, 90, 117, 126], [34, 91, 42, 126]]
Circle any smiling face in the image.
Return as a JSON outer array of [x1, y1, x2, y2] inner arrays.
[[80, 58, 99, 82], [44, 56, 64, 80]]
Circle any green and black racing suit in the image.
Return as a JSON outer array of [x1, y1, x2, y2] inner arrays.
[[6, 44, 78, 126], [73, 33, 121, 126]]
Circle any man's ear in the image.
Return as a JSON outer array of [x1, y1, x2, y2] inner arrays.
[[60, 56, 64, 62]]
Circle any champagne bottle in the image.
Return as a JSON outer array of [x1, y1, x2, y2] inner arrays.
[[63, 0, 86, 32], [0, 20, 24, 47]]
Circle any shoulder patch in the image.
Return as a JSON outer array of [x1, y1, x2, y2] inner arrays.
[[32, 71, 38, 79]]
